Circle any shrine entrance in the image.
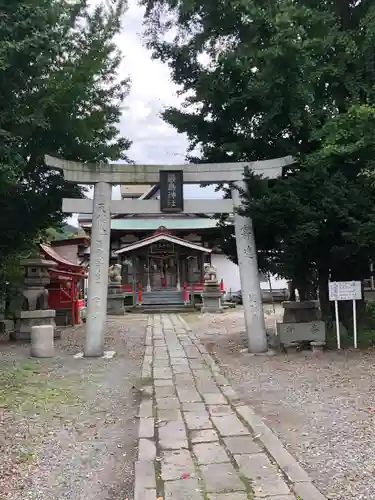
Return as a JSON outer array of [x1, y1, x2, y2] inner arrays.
[[148, 239, 178, 289], [45, 153, 294, 356], [149, 256, 177, 289], [116, 227, 209, 294]]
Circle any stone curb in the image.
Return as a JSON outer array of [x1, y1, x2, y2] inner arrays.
[[196, 341, 327, 500]]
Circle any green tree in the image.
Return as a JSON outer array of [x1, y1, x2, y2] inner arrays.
[[142, 0, 375, 321], [0, 0, 131, 261]]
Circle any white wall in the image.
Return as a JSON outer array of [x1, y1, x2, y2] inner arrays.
[[53, 244, 80, 264], [212, 253, 288, 294], [212, 254, 241, 294]]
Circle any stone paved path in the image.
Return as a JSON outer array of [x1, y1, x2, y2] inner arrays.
[[135, 314, 325, 500]]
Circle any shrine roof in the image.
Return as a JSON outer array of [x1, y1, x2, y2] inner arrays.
[[116, 232, 212, 255], [81, 217, 220, 231], [40, 244, 86, 274]]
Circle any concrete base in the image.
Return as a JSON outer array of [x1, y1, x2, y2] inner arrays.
[[12, 309, 57, 342], [107, 284, 125, 315], [107, 295, 125, 315], [31, 325, 54, 358], [201, 295, 224, 313], [202, 284, 224, 314], [74, 350, 116, 359], [277, 320, 326, 345]]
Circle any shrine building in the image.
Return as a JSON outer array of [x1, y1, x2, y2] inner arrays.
[[78, 184, 242, 308]]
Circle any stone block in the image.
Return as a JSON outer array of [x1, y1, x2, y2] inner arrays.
[[207, 405, 233, 417], [200, 463, 246, 493], [276, 320, 326, 345], [211, 415, 250, 436], [138, 400, 153, 418], [134, 460, 156, 490], [13, 309, 57, 341], [30, 325, 54, 358], [164, 478, 204, 499], [193, 442, 230, 464], [184, 412, 213, 430], [156, 397, 180, 410], [190, 429, 219, 443], [235, 453, 291, 497], [159, 420, 188, 449], [154, 379, 174, 387], [201, 292, 224, 314], [155, 386, 176, 398], [161, 449, 195, 480], [138, 439, 156, 461], [106, 294, 125, 315], [207, 494, 248, 500], [138, 418, 154, 438], [154, 367, 173, 379], [252, 476, 292, 497], [183, 402, 206, 412], [202, 393, 227, 405], [293, 481, 327, 500], [177, 389, 202, 403], [158, 409, 183, 421], [223, 436, 262, 455]]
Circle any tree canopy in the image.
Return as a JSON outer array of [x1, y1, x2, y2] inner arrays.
[[142, 0, 375, 317], [0, 0, 131, 260]]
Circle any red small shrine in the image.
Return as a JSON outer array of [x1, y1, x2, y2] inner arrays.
[[40, 243, 87, 326]]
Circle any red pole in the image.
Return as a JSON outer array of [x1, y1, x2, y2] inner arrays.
[[220, 279, 224, 292], [138, 283, 143, 304], [71, 279, 76, 325], [74, 280, 80, 324]]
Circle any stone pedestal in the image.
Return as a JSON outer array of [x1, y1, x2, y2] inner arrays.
[[31, 325, 54, 358], [282, 301, 321, 323], [277, 321, 326, 344], [277, 300, 326, 349], [202, 281, 224, 314], [12, 309, 57, 342], [107, 284, 125, 315]]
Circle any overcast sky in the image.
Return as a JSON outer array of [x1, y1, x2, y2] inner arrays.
[[67, 0, 218, 225]]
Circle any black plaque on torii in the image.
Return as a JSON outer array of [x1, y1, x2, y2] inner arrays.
[[160, 170, 184, 213]]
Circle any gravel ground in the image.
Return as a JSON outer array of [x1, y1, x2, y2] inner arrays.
[[0, 315, 147, 500], [186, 307, 375, 500]]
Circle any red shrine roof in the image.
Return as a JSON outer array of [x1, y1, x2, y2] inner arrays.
[[40, 244, 86, 275], [115, 229, 212, 255]]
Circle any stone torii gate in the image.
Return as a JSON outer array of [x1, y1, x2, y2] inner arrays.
[[44, 155, 294, 357]]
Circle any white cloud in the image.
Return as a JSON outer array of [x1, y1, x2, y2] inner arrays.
[[67, 0, 219, 226]]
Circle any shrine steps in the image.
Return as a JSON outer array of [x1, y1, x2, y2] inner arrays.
[[134, 304, 195, 314], [142, 289, 185, 306], [135, 289, 192, 313]]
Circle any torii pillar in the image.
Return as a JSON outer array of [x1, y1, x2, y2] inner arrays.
[[44, 154, 294, 356]]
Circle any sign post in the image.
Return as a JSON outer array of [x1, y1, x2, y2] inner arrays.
[[328, 281, 362, 349], [160, 170, 184, 213]]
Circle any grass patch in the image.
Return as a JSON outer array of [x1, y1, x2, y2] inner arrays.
[[0, 360, 76, 412]]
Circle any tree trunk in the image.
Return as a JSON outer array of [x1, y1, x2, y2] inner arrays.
[[318, 265, 331, 319]]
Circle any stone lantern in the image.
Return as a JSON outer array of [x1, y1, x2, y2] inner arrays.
[[12, 258, 57, 341]]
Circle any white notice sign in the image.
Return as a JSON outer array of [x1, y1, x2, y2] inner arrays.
[[328, 281, 362, 302]]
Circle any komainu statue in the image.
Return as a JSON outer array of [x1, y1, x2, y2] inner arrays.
[[108, 263, 122, 284], [204, 263, 217, 283]]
